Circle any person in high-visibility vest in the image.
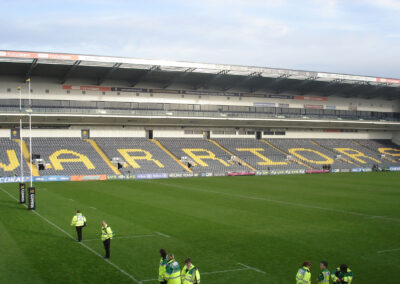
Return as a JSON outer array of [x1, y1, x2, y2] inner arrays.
[[181, 258, 200, 284], [70, 210, 86, 242], [159, 249, 168, 284], [317, 261, 330, 283], [296, 261, 311, 284], [331, 264, 353, 283], [101, 220, 113, 259], [163, 253, 181, 284]]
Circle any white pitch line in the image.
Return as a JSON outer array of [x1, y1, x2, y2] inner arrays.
[[237, 262, 266, 274], [82, 234, 155, 242], [156, 231, 171, 238], [0, 187, 141, 283], [202, 267, 249, 275], [140, 267, 251, 282], [146, 180, 400, 224], [377, 248, 400, 254], [89, 206, 97, 210]]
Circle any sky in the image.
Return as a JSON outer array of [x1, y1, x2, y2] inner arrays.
[[0, 0, 399, 78]]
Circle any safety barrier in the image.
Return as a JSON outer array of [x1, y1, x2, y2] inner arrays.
[[227, 171, 255, 176], [0, 166, 398, 183], [305, 170, 330, 174]]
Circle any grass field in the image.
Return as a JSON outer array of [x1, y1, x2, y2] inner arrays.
[[0, 172, 399, 283]]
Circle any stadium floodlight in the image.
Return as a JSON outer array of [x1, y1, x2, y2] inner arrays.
[[17, 86, 25, 204]]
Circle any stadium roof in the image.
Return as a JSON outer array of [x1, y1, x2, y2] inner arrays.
[[0, 50, 399, 100]]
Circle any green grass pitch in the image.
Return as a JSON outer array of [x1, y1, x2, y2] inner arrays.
[[0, 172, 399, 283]]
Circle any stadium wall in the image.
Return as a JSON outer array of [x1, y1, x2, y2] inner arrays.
[[269, 129, 392, 139], [392, 132, 400, 145], [0, 126, 393, 139], [153, 128, 203, 138], [89, 126, 144, 137], [0, 129, 9, 137]]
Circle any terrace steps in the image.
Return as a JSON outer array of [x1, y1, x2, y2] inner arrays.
[[151, 139, 193, 173], [260, 139, 312, 170], [208, 139, 257, 171], [311, 140, 361, 167], [13, 139, 40, 176], [352, 140, 398, 164], [86, 139, 121, 175]]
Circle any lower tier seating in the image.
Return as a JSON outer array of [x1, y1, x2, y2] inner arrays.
[[157, 138, 248, 173], [95, 138, 187, 174], [0, 137, 398, 177]]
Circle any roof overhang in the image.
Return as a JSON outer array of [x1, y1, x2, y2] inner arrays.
[[0, 50, 399, 100]]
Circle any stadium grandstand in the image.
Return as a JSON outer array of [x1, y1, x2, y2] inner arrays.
[[1, 50, 400, 284], [0, 50, 400, 181]]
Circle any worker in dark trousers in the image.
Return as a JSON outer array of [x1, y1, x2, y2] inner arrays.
[[331, 264, 353, 283], [159, 249, 168, 284], [101, 220, 113, 259], [70, 210, 86, 242]]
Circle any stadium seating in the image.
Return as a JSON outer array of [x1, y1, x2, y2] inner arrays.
[[157, 138, 248, 173], [266, 139, 355, 169], [214, 138, 306, 170], [315, 139, 398, 168], [26, 138, 116, 176], [0, 138, 31, 178], [354, 139, 400, 164], [94, 138, 187, 174], [1, 137, 399, 177]]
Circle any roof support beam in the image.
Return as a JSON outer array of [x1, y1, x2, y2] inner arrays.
[[319, 79, 346, 96], [60, 60, 81, 84], [291, 76, 317, 88], [24, 59, 38, 82], [161, 67, 196, 89], [341, 82, 370, 98], [250, 74, 291, 93], [193, 70, 229, 90], [96, 63, 121, 85], [287, 76, 318, 95], [358, 85, 385, 99], [221, 72, 262, 91], [129, 65, 160, 87]]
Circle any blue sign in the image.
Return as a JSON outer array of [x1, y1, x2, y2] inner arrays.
[[136, 173, 168, 179], [0, 175, 71, 184]]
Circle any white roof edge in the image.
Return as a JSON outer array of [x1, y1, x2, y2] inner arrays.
[[0, 50, 399, 85]]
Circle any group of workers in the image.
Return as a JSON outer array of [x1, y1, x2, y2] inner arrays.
[[71, 211, 352, 284], [296, 261, 353, 283], [70, 210, 113, 259], [70, 211, 200, 283], [158, 249, 200, 284]]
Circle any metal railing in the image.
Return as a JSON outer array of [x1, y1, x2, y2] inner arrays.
[[0, 106, 398, 122]]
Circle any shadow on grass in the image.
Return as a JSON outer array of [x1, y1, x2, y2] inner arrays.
[[0, 199, 28, 210]]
